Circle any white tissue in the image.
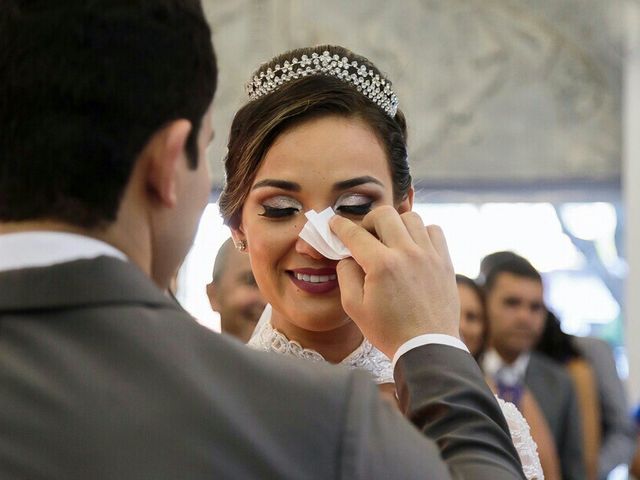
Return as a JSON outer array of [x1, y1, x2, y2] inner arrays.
[[298, 207, 352, 260]]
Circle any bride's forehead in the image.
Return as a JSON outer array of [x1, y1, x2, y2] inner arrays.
[[268, 114, 382, 148], [250, 163, 392, 193], [257, 121, 389, 175]]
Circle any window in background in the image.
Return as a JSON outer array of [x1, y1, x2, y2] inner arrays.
[[176, 203, 230, 333]]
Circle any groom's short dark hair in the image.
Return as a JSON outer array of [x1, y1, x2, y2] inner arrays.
[[0, 0, 217, 228]]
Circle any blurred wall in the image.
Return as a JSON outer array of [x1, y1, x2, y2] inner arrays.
[[203, 0, 625, 191]]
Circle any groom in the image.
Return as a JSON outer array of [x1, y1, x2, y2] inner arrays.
[[0, 1, 524, 479]]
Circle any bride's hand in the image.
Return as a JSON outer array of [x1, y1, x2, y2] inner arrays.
[[329, 206, 460, 360]]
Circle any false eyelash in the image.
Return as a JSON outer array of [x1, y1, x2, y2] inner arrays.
[[258, 205, 300, 218], [336, 201, 373, 216]]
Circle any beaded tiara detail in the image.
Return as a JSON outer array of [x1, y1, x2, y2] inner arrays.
[[245, 50, 399, 118]]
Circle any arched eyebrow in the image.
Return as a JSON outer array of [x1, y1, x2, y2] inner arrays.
[[251, 176, 383, 192], [251, 179, 301, 191], [332, 176, 383, 191]]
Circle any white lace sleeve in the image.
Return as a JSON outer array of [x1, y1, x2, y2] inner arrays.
[[496, 397, 544, 480]]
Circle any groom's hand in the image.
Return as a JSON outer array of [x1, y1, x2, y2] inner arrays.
[[330, 206, 460, 360]]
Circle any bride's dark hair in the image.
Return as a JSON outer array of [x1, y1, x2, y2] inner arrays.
[[219, 45, 411, 229]]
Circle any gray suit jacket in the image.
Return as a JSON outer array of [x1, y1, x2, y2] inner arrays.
[[0, 257, 525, 479], [525, 352, 586, 480], [573, 336, 636, 479]]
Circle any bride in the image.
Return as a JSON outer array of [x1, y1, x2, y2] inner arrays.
[[219, 45, 543, 479]]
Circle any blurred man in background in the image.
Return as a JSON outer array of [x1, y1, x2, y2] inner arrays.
[[207, 238, 265, 342], [482, 254, 585, 480]]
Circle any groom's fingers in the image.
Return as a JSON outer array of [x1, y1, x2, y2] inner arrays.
[[330, 208, 447, 276], [426, 225, 453, 268], [399, 211, 433, 250], [360, 206, 417, 250], [329, 215, 387, 270]]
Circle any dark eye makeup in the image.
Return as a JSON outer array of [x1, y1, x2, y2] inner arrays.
[[336, 201, 373, 216], [257, 193, 375, 219], [257, 195, 302, 218], [258, 205, 300, 218]]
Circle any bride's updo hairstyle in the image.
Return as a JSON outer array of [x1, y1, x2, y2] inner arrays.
[[219, 45, 411, 228]]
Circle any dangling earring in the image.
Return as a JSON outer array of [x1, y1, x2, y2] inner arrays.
[[235, 240, 247, 252]]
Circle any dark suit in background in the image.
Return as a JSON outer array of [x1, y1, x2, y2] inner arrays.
[[573, 336, 636, 478], [525, 352, 585, 480], [0, 256, 525, 479]]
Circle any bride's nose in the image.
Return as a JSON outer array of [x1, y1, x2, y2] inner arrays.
[[295, 235, 325, 260]]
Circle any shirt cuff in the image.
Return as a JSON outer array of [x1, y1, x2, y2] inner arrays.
[[391, 334, 470, 371]]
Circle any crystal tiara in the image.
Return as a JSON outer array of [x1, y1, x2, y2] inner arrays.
[[245, 50, 399, 118]]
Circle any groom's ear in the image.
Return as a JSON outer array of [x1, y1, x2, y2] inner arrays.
[[143, 119, 192, 208]]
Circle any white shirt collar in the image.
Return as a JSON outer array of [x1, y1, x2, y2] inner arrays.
[[483, 348, 531, 386], [0, 231, 127, 272]]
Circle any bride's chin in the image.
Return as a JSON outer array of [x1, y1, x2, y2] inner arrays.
[[295, 316, 352, 333], [280, 307, 352, 333]]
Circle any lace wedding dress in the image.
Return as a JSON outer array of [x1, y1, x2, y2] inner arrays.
[[248, 305, 544, 480]]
